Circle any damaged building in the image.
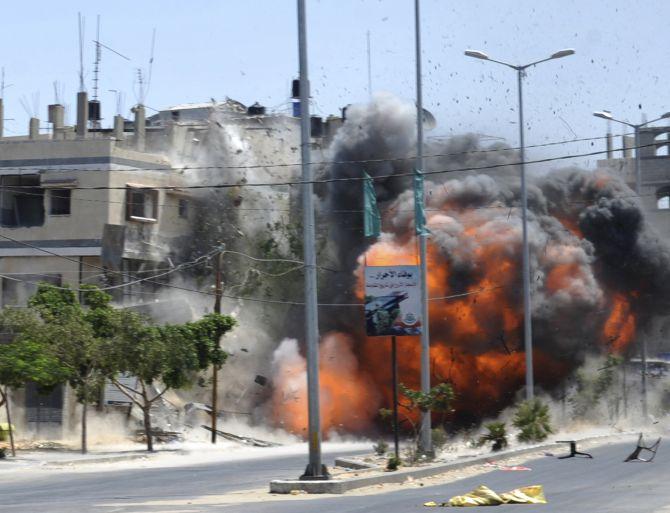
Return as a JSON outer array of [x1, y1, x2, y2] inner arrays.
[[597, 128, 670, 240], [0, 85, 342, 437]]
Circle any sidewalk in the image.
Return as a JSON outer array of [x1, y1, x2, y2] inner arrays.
[[0, 448, 179, 468], [270, 432, 637, 494]]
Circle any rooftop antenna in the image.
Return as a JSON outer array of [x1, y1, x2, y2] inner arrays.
[[136, 68, 144, 105], [366, 30, 372, 99], [92, 35, 131, 106], [1, 67, 13, 100], [78, 13, 86, 92], [53, 81, 65, 104], [92, 15, 101, 101], [19, 93, 37, 118], [144, 28, 156, 105], [33, 92, 39, 117], [108, 89, 124, 116]]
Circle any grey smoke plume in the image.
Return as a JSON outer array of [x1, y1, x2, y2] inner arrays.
[[167, 92, 670, 432], [309, 93, 670, 425]]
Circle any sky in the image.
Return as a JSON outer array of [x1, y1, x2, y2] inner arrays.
[[2, 0, 670, 170]]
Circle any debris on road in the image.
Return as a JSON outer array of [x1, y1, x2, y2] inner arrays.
[[624, 433, 661, 462], [424, 484, 547, 507], [483, 461, 531, 471], [200, 425, 281, 447], [134, 429, 183, 444], [557, 440, 593, 459], [17, 440, 69, 451]]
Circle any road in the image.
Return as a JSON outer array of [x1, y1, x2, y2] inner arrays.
[[0, 439, 667, 512], [0, 447, 363, 513]]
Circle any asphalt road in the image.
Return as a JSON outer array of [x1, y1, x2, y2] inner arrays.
[[0, 448, 363, 513], [230, 440, 668, 513], [0, 439, 667, 512]]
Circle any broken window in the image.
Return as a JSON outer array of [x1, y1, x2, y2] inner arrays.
[[658, 187, 670, 210], [49, 188, 71, 215], [0, 175, 44, 227], [178, 199, 189, 219], [655, 132, 670, 157], [126, 186, 159, 222]]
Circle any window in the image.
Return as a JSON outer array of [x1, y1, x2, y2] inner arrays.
[[126, 187, 159, 221], [0, 174, 44, 227], [49, 189, 71, 215], [657, 187, 670, 210], [178, 199, 189, 219], [655, 132, 670, 157]]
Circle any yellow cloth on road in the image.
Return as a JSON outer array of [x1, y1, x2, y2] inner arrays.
[[449, 485, 504, 506], [499, 485, 546, 504], [423, 484, 547, 507]]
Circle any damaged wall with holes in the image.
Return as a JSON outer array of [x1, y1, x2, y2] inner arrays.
[[597, 126, 670, 242], [0, 86, 344, 437]]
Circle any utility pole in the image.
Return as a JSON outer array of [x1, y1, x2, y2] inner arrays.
[[414, 0, 432, 457], [593, 109, 670, 421], [297, 0, 327, 480], [211, 248, 223, 443], [466, 47, 575, 400]]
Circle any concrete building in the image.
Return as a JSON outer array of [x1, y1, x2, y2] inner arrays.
[[597, 128, 670, 241], [0, 93, 192, 436], [0, 88, 343, 438]]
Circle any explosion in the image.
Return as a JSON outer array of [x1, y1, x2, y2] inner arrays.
[[268, 94, 670, 436]]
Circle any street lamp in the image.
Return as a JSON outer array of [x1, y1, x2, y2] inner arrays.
[[593, 108, 670, 421], [465, 48, 575, 401], [593, 110, 670, 193]]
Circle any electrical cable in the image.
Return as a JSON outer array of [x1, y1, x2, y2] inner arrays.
[[0, 139, 658, 192], [0, 131, 634, 176]]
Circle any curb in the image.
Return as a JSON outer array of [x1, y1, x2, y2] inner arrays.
[[8, 449, 190, 467], [334, 457, 379, 470], [52, 449, 190, 465], [269, 433, 632, 494]]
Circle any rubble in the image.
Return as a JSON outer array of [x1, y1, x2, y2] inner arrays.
[[200, 425, 281, 447]]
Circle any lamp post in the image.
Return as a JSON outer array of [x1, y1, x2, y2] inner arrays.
[[593, 109, 670, 420], [465, 48, 575, 401], [297, 0, 327, 480]]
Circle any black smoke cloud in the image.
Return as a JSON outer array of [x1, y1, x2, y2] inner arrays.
[[320, 94, 670, 364]]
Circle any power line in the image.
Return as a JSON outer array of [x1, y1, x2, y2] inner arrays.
[[0, 268, 502, 307], [0, 139, 656, 192], [0, 233, 506, 306], [0, 131, 632, 177], [5, 182, 662, 214], [0, 233, 313, 305]]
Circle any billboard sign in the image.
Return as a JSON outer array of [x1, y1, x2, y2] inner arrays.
[[103, 374, 137, 406], [365, 265, 422, 337]]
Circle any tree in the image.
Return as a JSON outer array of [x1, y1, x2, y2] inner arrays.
[[106, 312, 236, 452], [0, 308, 67, 456], [394, 382, 456, 463], [27, 284, 109, 454], [477, 421, 509, 452], [513, 399, 553, 443]]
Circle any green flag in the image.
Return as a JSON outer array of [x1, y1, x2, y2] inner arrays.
[[414, 168, 430, 236], [363, 172, 381, 237]]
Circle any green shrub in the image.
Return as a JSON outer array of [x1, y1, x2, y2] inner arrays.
[[513, 399, 553, 443], [373, 439, 389, 456], [431, 426, 449, 451], [477, 421, 509, 452], [386, 455, 401, 471]]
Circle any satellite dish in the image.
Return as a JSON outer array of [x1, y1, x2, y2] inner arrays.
[[422, 108, 436, 130]]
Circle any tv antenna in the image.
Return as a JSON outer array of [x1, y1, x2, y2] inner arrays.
[[136, 68, 145, 106], [92, 15, 101, 101], [78, 13, 86, 92], [1, 67, 13, 100], [53, 81, 65, 104]]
